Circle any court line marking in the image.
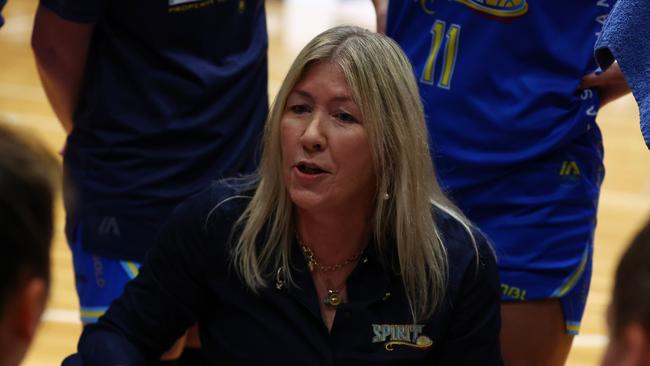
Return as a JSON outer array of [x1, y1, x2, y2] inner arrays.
[[573, 334, 609, 348], [43, 309, 81, 325]]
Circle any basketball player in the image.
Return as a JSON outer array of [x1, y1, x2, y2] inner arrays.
[[372, 1, 630, 365], [32, 0, 268, 363]]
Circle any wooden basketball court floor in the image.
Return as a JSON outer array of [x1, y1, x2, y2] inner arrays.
[[1, 1, 648, 365]]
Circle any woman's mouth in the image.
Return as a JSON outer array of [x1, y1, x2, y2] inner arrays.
[[296, 163, 326, 175]]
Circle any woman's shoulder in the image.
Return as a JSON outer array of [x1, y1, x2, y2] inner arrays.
[[170, 179, 254, 234], [431, 205, 500, 313], [431, 205, 496, 270]]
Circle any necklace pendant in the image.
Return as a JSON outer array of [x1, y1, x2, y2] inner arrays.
[[307, 261, 314, 272], [325, 289, 342, 307]]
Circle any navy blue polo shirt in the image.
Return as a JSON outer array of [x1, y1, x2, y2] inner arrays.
[[40, 0, 268, 261], [70, 182, 504, 365]]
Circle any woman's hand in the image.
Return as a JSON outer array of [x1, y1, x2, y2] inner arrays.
[[579, 63, 631, 107]]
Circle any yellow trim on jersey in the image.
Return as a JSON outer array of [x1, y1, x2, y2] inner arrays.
[[554, 247, 589, 297], [454, 0, 528, 18], [566, 323, 581, 334], [126, 261, 140, 277], [80, 309, 106, 318], [120, 261, 141, 280]]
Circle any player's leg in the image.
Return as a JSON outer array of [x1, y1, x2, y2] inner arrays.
[[456, 128, 603, 366], [501, 253, 591, 366], [68, 226, 142, 325], [501, 300, 574, 366], [69, 226, 197, 364]]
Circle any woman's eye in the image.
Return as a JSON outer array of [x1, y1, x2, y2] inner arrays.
[[335, 112, 357, 123], [289, 105, 310, 114]]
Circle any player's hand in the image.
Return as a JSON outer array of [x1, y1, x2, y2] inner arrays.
[[371, 0, 388, 34], [579, 62, 631, 107]]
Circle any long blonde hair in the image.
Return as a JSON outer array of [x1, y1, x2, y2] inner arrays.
[[230, 25, 474, 321]]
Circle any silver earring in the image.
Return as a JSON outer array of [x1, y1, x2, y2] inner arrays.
[[275, 266, 286, 290], [383, 193, 390, 200]]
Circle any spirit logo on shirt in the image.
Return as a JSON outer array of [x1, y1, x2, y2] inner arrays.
[[372, 324, 433, 351]]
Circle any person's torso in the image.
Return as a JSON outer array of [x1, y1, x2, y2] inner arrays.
[[64, 0, 269, 260], [190, 187, 496, 365], [386, 0, 614, 191]]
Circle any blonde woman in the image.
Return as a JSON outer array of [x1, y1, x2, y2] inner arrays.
[[64, 26, 502, 365]]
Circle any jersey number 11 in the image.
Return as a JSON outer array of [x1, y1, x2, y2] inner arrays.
[[420, 20, 461, 90]]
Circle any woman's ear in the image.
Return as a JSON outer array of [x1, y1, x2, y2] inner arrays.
[[11, 278, 48, 342], [620, 324, 650, 366]]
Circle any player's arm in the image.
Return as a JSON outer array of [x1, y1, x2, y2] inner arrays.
[[371, 0, 388, 34], [579, 62, 631, 107], [31, 5, 94, 134]]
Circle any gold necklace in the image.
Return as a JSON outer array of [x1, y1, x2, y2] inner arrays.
[[297, 238, 363, 273], [297, 234, 363, 307]]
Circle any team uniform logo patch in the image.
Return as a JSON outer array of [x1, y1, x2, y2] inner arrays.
[[453, 0, 528, 18], [372, 324, 433, 351]]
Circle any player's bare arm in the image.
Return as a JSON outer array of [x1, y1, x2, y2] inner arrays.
[[371, 0, 388, 34], [32, 5, 94, 134]]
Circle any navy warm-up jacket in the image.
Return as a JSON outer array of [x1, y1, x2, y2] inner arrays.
[[64, 182, 503, 365]]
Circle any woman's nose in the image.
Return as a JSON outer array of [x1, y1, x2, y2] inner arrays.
[[300, 112, 327, 152]]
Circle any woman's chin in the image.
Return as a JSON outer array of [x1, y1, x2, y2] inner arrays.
[[288, 189, 334, 213]]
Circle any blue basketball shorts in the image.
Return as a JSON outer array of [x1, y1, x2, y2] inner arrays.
[[453, 127, 604, 335], [68, 226, 141, 324]]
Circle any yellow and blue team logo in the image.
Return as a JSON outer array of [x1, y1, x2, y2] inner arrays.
[[372, 324, 433, 351], [417, 0, 528, 19], [453, 0, 528, 18]]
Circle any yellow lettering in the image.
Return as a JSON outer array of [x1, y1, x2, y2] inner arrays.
[[501, 283, 527, 300], [568, 161, 581, 176], [507, 286, 521, 299]]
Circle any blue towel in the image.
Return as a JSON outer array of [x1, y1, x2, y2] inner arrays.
[[595, 0, 650, 149]]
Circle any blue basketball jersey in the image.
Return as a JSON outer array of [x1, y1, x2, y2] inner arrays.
[[386, 0, 614, 192]]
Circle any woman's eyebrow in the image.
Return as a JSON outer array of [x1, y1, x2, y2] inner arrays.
[[290, 89, 353, 103]]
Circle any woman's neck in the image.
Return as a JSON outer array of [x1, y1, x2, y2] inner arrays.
[[296, 208, 372, 265]]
